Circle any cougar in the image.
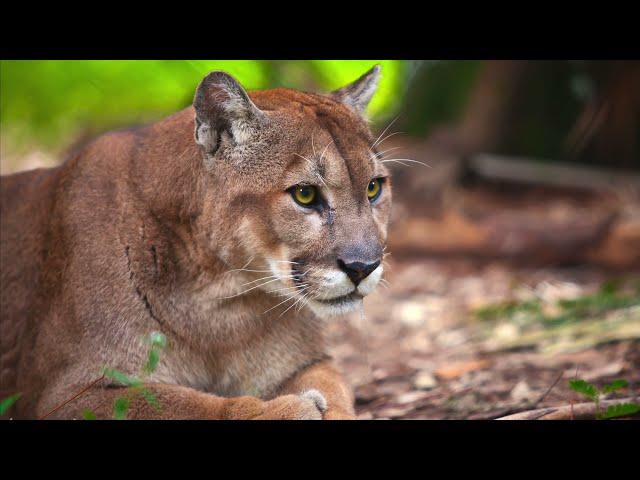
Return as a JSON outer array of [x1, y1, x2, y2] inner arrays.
[[0, 65, 391, 419]]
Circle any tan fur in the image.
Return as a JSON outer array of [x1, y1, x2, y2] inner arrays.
[[0, 69, 390, 419]]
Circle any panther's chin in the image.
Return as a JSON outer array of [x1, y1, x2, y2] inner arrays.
[[306, 292, 363, 318]]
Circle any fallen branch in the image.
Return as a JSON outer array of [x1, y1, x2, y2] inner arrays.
[[38, 374, 105, 420], [496, 397, 639, 420]]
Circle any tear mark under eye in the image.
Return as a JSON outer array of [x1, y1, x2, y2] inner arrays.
[[326, 207, 336, 226]]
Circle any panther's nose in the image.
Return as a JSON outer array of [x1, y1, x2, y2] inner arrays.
[[337, 258, 381, 286]]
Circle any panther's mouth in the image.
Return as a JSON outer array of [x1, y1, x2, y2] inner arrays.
[[314, 291, 363, 305]]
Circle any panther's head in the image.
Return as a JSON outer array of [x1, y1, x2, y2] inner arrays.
[[193, 66, 391, 317]]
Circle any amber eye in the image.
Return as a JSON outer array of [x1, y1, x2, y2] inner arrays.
[[367, 178, 382, 201], [292, 185, 318, 206]]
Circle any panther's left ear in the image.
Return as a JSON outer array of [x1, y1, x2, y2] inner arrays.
[[331, 65, 381, 116]]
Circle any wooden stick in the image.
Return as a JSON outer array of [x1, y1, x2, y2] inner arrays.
[[468, 154, 640, 191], [496, 397, 639, 420], [38, 374, 105, 420]]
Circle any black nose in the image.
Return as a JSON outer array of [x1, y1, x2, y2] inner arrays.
[[337, 259, 381, 286]]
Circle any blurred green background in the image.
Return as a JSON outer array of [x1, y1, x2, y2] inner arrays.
[[1, 60, 638, 174], [0, 60, 409, 155]]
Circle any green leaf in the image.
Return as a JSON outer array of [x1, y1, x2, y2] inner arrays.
[[103, 367, 142, 387], [0, 393, 21, 415], [602, 379, 629, 394], [113, 397, 130, 420], [147, 331, 167, 349], [599, 280, 619, 296], [82, 409, 97, 420], [569, 379, 598, 399], [140, 389, 161, 412], [144, 349, 160, 374], [600, 403, 640, 419]]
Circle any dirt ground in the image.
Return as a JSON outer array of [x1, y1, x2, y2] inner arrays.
[[328, 256, 640, 419]]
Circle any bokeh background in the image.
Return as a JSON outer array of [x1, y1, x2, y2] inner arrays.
[[2, 60, 639, 419]]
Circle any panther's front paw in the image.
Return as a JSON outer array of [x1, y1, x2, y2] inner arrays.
[[257, 389, 327, 420]]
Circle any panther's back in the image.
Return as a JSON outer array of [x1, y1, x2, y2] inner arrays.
[[0, 167, 61, 401]]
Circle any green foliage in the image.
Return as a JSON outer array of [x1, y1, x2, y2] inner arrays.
[[473, 280, 640, 326], [103, 368, 142, 387], [602, 379, 628, 394], [140, 389, 161, 412], [568, 377, 639, 419], [144, 349, 160, 375], [568, 379, 598, 400], [90, 331, 167, 420], [82, 409, 97, 420], [143, 330, 167, 375], [401, 60, 482, 137], [554, 281, 639, 322], [113, 397, 131, 420], [601, 403, 640, 420], [147, 331, 167, 349], [0, 60, 406, 154], [0, 393, 21, 415], [474, 300, 542, 322]]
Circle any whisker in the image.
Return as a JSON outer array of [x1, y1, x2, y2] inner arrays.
[[226, 268, 273, 274], [381, 158, 431, 168], [262, 286, 310, 314], [217, 277, 287, 300], [320, 140, 333, 162], [371, 115, 400, 150], [294, 153, 328, 188], [280, 287, 314, 317], [375, 131, 405, 149], [239, 275, 282, 287], [371, 146, 402, 161]]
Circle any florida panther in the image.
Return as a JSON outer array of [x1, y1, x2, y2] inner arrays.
[[0, 65, 391, 419]]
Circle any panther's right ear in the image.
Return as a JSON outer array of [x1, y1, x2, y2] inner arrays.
[[193, 71, 266, 156]]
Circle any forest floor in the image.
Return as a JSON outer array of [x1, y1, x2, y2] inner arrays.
[[328, 256, 640, 419]]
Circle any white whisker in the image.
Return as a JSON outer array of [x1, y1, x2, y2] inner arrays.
[[381, 158, 431, 168], [217, 277, 287, 300], [371, 115, 400, 150], [262, 286, 309, 314]]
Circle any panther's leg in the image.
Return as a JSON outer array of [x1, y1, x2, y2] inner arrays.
[[277, 359, 356, 420], [37, 382, 325, 420]]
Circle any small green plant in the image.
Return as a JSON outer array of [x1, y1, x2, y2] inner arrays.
[[474, 299, 542, 322], [568, 378, 640, 419], [84, 331, 167, 420], [0, 393, 22, 416], [474, 280, 640, 327]]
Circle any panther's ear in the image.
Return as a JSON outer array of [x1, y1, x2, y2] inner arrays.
[[193, 71, 266, 155], [331, 65, 381, 116]]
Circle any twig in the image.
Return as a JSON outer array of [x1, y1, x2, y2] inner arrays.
[[535, 370, 564, 406], [496, 397, 639, 420], [481, 371, 565, 420], [38, 374, 105, 420]]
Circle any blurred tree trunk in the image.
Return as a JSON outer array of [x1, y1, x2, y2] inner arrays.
[[566, 60, 640, 169], [454, 61, 533, 155], [410, 60, 639, 169]]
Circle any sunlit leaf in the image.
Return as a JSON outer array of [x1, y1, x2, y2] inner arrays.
[[147, 331, 167, 349], [82, 409, 97, 420], [103, 368, 141, 387], [140, 389, 161, 412], [600, 403, 640, 419], [569, 379, 598, 399], [0, 393, 21, 415], [144, 349, 160, 374], [113, 397, 130, 420], [603, 379, 629, 394]]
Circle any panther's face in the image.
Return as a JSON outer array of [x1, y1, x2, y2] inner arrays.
[[194, 66, 391, 317]]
